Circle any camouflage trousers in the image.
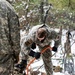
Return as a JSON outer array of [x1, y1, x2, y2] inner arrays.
[[40, 46, 53, 75], [19, 45, 53, 75]]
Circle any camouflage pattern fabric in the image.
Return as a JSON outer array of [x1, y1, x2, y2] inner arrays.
[[20, 24, 60, 75], [0, 0, 20, 75]]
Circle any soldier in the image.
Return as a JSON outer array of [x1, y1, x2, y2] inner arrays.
[[0, 0, 20, 75], [15, 24, 60, 75]]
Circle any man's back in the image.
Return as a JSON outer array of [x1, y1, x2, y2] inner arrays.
[[0, 0, 20, 75]]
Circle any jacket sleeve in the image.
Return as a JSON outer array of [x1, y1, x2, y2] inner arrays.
[[20, 30, 35, 55], [48, 27, 61, 48], [7, 5, 20, 54]]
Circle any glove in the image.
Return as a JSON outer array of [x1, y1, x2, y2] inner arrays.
[[31, 42, 36, 49], [29, 50, 35, 57], [29, 50, 40, 59], [52, 46, 57, 52], [34, 52, 41, 59]]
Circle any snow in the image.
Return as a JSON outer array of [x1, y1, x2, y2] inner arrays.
[[53, 72, 70, 75], [20, 29, 75, 75]]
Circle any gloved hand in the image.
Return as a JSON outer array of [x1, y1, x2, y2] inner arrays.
[[52, 46, 57, 52], [31, 42, 36, 49], [34, 52, 41, 59], [29, 50, 41, 59], [29, 50, 35, 57]]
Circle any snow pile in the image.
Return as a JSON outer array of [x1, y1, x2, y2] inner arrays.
[[53, 72, 70, 75]]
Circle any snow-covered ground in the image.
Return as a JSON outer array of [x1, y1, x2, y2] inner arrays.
[[20, 29, 75, 75]]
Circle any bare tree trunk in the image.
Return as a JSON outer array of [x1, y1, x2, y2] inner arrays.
[[64, 27, 74, 74], [39, 1, 44, 24], [65, 30, 71, 55]]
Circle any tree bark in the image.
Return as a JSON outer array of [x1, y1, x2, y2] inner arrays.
[[64, 30, 71, 55]]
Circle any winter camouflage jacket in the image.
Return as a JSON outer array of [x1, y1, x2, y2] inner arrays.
[[20, 24, 60, 60]]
